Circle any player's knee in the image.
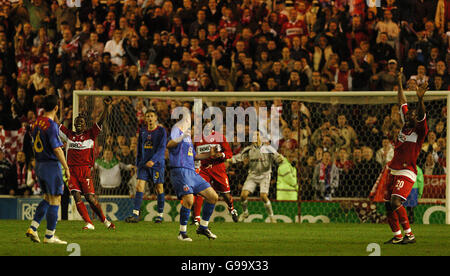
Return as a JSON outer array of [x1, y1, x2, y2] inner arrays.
[[136, 181, 145, 192], [182, 196, 194, 209], [71, 191, 82, 202], [260, 193, 268, 201], [86, 194, 97, 205], [47, 195, 61, 205], [390, 196, 403, 209], [156, 184, 164, 194], [209, 192, 219, 204]]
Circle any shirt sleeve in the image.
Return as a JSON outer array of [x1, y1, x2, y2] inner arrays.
[[49, 122, 63, 149], [399, 103, 408, 125], [416, 114, 428, 140], [170, 127, 182, 141], [220, 134, 233, 159], [89, 123, 102, 139], [151, 127, 167, 163], [59, 124, 69, 143]]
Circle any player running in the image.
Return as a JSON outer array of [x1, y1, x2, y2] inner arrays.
[[384, 68, 428, 244], [59, 96, 115, 230], [167, 114, 219, 241], [192, 119, 238, 224], [26, 94, 70, 244], [125, 109, 167, 223]]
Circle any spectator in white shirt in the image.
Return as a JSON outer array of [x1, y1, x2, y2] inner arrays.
[[104, 29, 125, 66]]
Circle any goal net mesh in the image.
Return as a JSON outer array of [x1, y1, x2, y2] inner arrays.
[[71, 91, 447, 223]]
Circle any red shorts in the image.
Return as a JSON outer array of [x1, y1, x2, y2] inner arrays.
[[68, 166, 95, 195], [383, 172, 415, 201], [199, 168, 230, 194]]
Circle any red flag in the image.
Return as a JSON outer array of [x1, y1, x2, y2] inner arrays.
[[369, 166, 389, 202], [0, 127, 26, 163]]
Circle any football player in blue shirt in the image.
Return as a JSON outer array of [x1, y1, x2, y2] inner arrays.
[[167, 114, 219, 241], [126, 109, 167, 223], [26, 94, 70, 244]]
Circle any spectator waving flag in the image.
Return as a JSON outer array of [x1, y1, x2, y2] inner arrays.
[[0, 127, 26, 163]]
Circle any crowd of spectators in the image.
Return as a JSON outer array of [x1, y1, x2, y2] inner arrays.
[[0, 0, 448, 199]]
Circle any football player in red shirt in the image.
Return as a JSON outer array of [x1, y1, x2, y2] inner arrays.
[[384, 68, 428, 244], [192, 119, 238, 224], [59, 97, 115, 230]]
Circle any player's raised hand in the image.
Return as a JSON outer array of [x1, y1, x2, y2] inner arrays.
[[416, 81, 428, 99], [397, 67, 403, 83], [103, 96, 113, 105]]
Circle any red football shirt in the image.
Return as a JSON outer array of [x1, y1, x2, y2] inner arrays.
[[387, 104, 428, 182], [194, 131, 232, 171], [59, 123, 101, 167]]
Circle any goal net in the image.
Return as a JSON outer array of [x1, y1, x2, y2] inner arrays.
[[71, 90, 450, 224]]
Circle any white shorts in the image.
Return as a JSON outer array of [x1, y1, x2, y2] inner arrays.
[[242, 173, 271, 194]]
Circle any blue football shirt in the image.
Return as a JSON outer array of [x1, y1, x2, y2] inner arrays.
[[31, 116, 63, 162], [136, 125, 167, 170], [168, 127, 195, 170]]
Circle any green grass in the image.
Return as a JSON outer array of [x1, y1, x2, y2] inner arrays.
[[1, 220, 449, 256]]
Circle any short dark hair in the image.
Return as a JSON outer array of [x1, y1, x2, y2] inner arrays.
[[146, 108, 157, 116], [41, 94, 58, 112]]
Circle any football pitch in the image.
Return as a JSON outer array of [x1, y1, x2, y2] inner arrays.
[[1, 220, 449, 256]]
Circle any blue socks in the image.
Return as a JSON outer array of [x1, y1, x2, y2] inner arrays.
[[199, 202, 215, 229], [179, 206, 191, 234], [30, 200, 60, 240], [133, 192, 144, 217], [157, 193, 165, 214], [45, 205, 59, 239], [30, 200, 50, 231]]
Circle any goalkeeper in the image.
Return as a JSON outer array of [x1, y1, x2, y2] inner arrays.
[[227, 131, 282, 223]]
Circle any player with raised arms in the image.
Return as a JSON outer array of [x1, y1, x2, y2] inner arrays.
[[167, 110, 219, 241], [26, 94, 70, 244], [192, 119, 238, 224], [384, 68, 428, 244], [125, 108, 167, 223], [59, 96, 115, 230]]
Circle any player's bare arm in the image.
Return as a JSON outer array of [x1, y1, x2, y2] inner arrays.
[[416, 81, 428, 120], [397, 67, 407, 105], [97, 96, 112, 127], [53, 146, 70, 181]]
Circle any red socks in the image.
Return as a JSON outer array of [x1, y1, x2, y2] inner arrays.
[[76, 201, 92, 224], [396, 205, 412, 234], [89, 202, 106, 223], [387, 205, 412, 237], [193, 195, 204, 219]]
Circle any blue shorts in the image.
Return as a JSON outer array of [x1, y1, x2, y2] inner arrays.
[[137, 167, 165, 185], [170, 167, 211, 199], [36, 161, 64, 196]]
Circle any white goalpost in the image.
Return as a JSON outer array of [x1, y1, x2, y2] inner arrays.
[[73, 90, 450, 224]]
